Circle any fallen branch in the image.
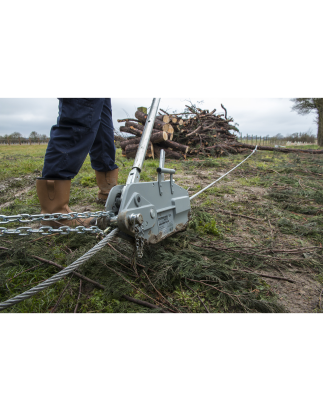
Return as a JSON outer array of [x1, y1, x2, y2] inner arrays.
[[230, 267, 296, 283], [29, 233, 59, 243], [210, 208, 260, 221], [121, 295, 170, 313]]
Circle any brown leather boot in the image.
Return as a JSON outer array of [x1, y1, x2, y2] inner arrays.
[[95, 169, 119, 204], [36, 179, 93, 228]]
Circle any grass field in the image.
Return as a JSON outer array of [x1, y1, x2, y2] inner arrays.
[[1, 144, 323, 313]]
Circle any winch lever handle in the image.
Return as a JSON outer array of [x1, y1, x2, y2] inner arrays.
[[126, 98, 161, 185]]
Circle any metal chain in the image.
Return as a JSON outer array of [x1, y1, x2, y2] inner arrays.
[[0, 211, 111, 236], [0, 225, 104, 237], [134, 222, 145, 258], [0, 210, 110, 225]]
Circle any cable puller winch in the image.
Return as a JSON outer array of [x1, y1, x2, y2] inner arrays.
[[102, 98, 191, 256]]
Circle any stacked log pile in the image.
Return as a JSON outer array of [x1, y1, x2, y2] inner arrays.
[[117, 104, 245, 160]]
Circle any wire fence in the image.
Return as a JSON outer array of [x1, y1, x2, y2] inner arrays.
[[237, 135, 318, 147]]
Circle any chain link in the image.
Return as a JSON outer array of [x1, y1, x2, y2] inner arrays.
[[0, 211, 110, 236], [0, 225, 104, 236], [0, 211, 111, 225], [134, 223, 145, 258]]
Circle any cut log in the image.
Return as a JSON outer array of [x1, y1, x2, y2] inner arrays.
[[159, 140, 189, 154], [126, 121, 169, 137], [156, 115, 170, 124], [120, 126, 142, 137], [120, 131, 168, 150], [125, 121, 145, 132], [154, 145, 184, 160], [135, 110, 168, 131], [166, 124, 174, 134]]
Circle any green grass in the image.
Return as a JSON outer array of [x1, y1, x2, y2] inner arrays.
[[1, 144, 323, 313]]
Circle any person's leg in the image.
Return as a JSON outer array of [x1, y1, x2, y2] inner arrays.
[[38, 98, 105, 227], [89, 98, 118, 172], [89, 98, 119, 203], [42, 98, 105, 179]]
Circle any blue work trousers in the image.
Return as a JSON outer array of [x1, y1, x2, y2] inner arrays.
[[42, 98, 118, 179]]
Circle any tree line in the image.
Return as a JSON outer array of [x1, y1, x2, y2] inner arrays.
[[0, 131, 49, 143]]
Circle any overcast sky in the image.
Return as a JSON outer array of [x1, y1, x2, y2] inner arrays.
[[0, 98, 318, 138]]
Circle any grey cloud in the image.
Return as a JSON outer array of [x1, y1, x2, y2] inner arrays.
[[0, 98, 318, 138]]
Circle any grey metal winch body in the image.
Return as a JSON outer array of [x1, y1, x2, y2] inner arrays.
[[103, 98, 191, 245]]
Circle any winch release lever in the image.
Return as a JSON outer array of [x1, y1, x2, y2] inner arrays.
[[157, 167, 176, 196]]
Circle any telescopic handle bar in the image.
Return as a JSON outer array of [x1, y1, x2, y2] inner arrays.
[[126, 98, 161, 185]]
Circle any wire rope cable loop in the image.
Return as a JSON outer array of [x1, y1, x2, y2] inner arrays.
[[189, 146, 258, 201], [0, 228, 119, 312]]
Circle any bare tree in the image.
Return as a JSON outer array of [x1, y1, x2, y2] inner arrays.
[[9, 132, 22, 140], [290, 98, 323, 146]]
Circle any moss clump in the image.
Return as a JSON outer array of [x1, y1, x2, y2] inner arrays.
[[189, 210, 221, 236]]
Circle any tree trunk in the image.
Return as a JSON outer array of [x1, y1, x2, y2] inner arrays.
[[318, 108, 323, 147]]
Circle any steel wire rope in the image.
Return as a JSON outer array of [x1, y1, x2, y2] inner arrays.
[[0, 228, 119, 312], [189, 146, 258, 201]]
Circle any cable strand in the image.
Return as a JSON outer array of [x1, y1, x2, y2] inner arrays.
[[0, 228, 118, 312]]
